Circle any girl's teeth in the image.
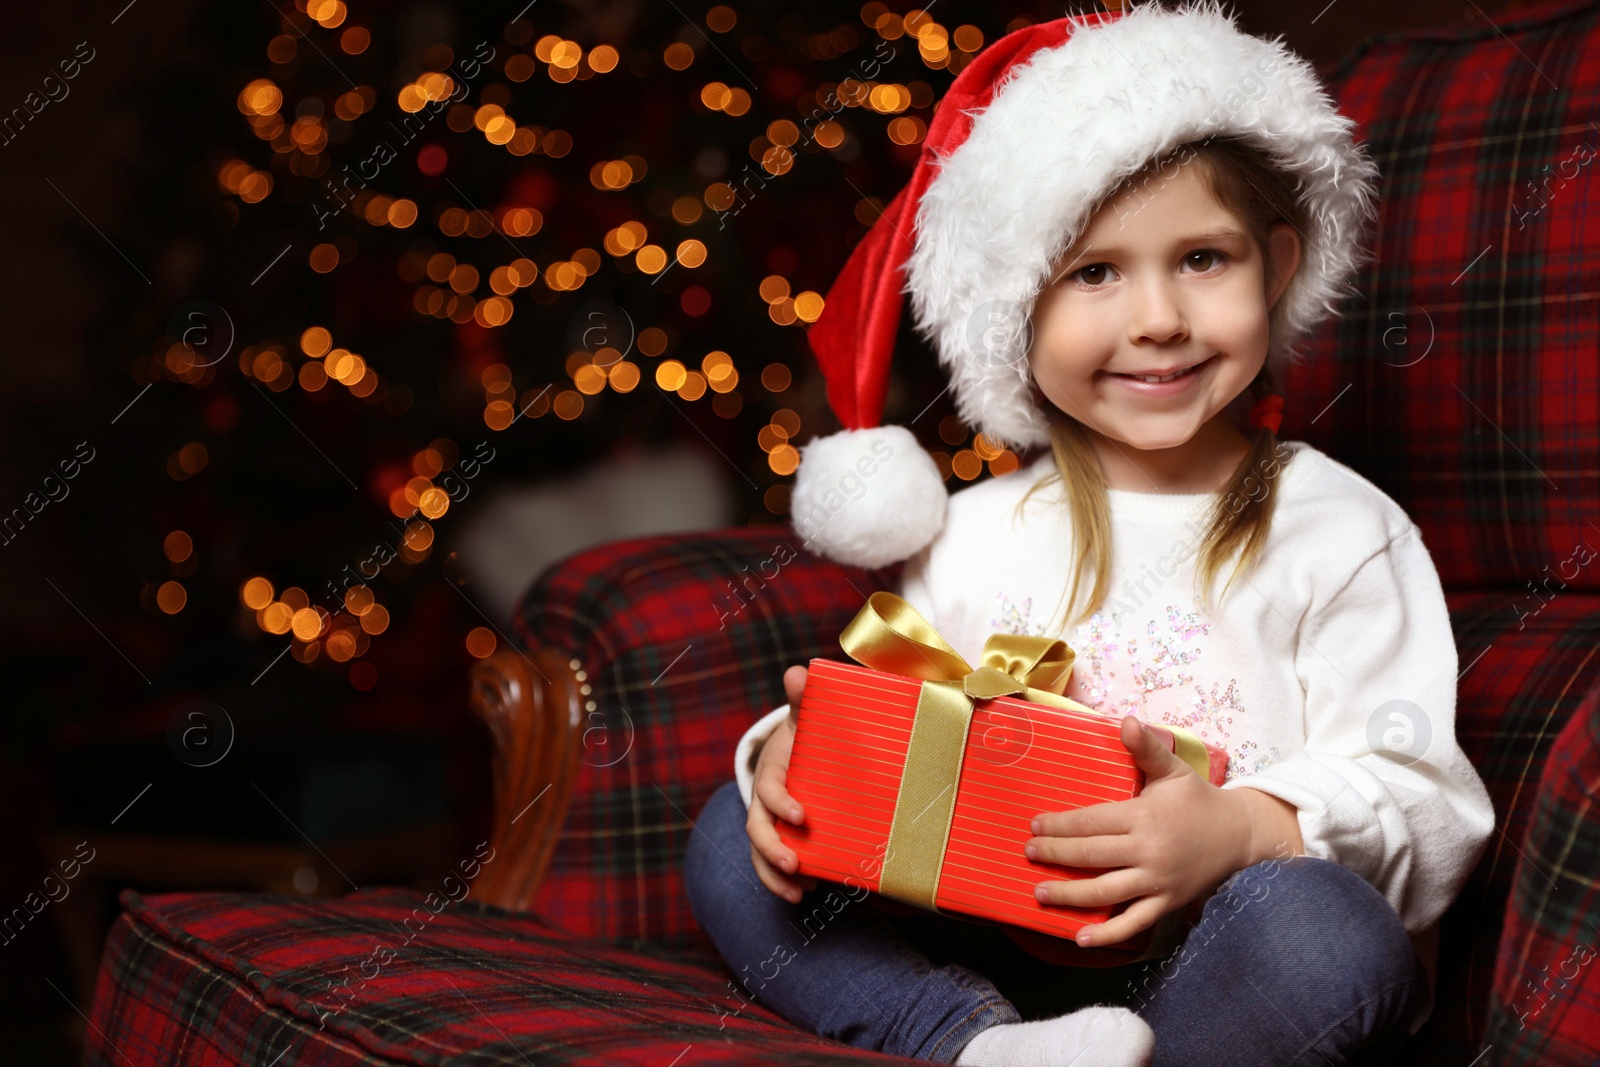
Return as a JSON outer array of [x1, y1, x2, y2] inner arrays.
[[1119, 358, 1208, 383], [1129, 368, 1187, 383]]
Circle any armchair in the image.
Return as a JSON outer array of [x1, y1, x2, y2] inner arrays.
[[83, 1, 1600, 1063]]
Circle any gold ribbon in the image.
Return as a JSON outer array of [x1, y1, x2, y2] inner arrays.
[[837, 591, 1211, 914]]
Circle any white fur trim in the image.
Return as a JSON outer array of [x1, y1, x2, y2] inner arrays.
[[790, 425, 946, 569], [904, 0, 1381, 450]]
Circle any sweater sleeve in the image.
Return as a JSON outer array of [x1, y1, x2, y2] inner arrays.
[[732, 544, 938, 810], [897, 542, 938, 622], [1218, 522, 1495, 933]]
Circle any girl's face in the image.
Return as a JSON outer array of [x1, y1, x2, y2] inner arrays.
[[1027, 162, 1300, 490]]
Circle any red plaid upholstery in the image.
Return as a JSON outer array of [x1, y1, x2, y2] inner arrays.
[[83, 887, 914, 1066], [1486, 675, 1600, 1063], [1289, 0, 1600, 594], [1424, 593, 1600, 1062], [510, 529, 898, 955], [1288, 4, 1600, 1058]]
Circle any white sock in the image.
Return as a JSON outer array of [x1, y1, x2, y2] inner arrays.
[[952, 1005, 1154, 1067]]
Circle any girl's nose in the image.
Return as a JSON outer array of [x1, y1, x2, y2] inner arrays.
[[1128, 277, 1189, 345]]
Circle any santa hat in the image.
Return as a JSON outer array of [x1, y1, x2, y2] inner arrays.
[[791, 0, 1380, 569]]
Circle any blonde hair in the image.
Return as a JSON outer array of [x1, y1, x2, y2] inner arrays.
[[1015, 135, 1309, 634]]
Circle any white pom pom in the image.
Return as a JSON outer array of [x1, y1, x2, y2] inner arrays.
[[790, 425, 947, 569]]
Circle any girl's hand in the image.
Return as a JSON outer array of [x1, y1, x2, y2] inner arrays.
[[746, 665, 819, 904], [1025, 715, 1258, 948]]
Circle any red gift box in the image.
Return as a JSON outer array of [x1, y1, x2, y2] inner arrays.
[[776, 650, 1229, 964]]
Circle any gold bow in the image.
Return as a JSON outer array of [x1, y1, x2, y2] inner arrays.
[[837, 590, 1210, 914]]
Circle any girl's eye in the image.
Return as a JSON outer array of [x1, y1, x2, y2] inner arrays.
[[1069, 250, 1228, 288], [1073, 264, 1112, 287]]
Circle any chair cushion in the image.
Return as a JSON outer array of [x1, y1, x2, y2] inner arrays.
[[1286, 0, 1600, 591], [83, 887, 914, 1066], [1486, 669, 1600, 1063], [511, 528, 897, 956]]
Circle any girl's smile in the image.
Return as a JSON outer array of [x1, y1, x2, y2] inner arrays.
[[1102, 352, 1219, 393], [1027, 164, 1300, 493]]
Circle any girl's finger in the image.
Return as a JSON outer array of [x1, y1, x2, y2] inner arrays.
[[1074, 895, 1169, 949], [1026, 833, 1133, 870], [749, 840, 806, 902], [773, 788, 804, 826], [1033, 801, 1135, 839], [755, 768, 805, 826], [747, 795, 802, 875], [1034, 867, 1148, 910], [783, 665, 808, 707]]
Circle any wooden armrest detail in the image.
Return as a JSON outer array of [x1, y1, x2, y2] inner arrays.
[[467, 646, 586, 912]]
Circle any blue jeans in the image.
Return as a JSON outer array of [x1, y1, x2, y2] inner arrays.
[[684, 779, 1421, 1066]]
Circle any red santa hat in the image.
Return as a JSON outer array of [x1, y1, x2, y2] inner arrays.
[[791, 0, 1379, 569]]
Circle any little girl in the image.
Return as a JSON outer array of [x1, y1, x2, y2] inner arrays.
[[684, 4, 1494, 1065]]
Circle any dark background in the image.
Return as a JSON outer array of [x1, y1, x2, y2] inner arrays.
[[0, 0, 1543, 1060]]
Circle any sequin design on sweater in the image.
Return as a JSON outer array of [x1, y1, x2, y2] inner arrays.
[[1066, 600, 1203, 719], [989, 590, 1280, 783], [991, 592, 1050, 639]]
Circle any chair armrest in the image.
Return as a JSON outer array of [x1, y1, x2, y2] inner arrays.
[[1487, 670, 1600, 1058], [467, 647, 585, 913], [465, 525, 897, 944]]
